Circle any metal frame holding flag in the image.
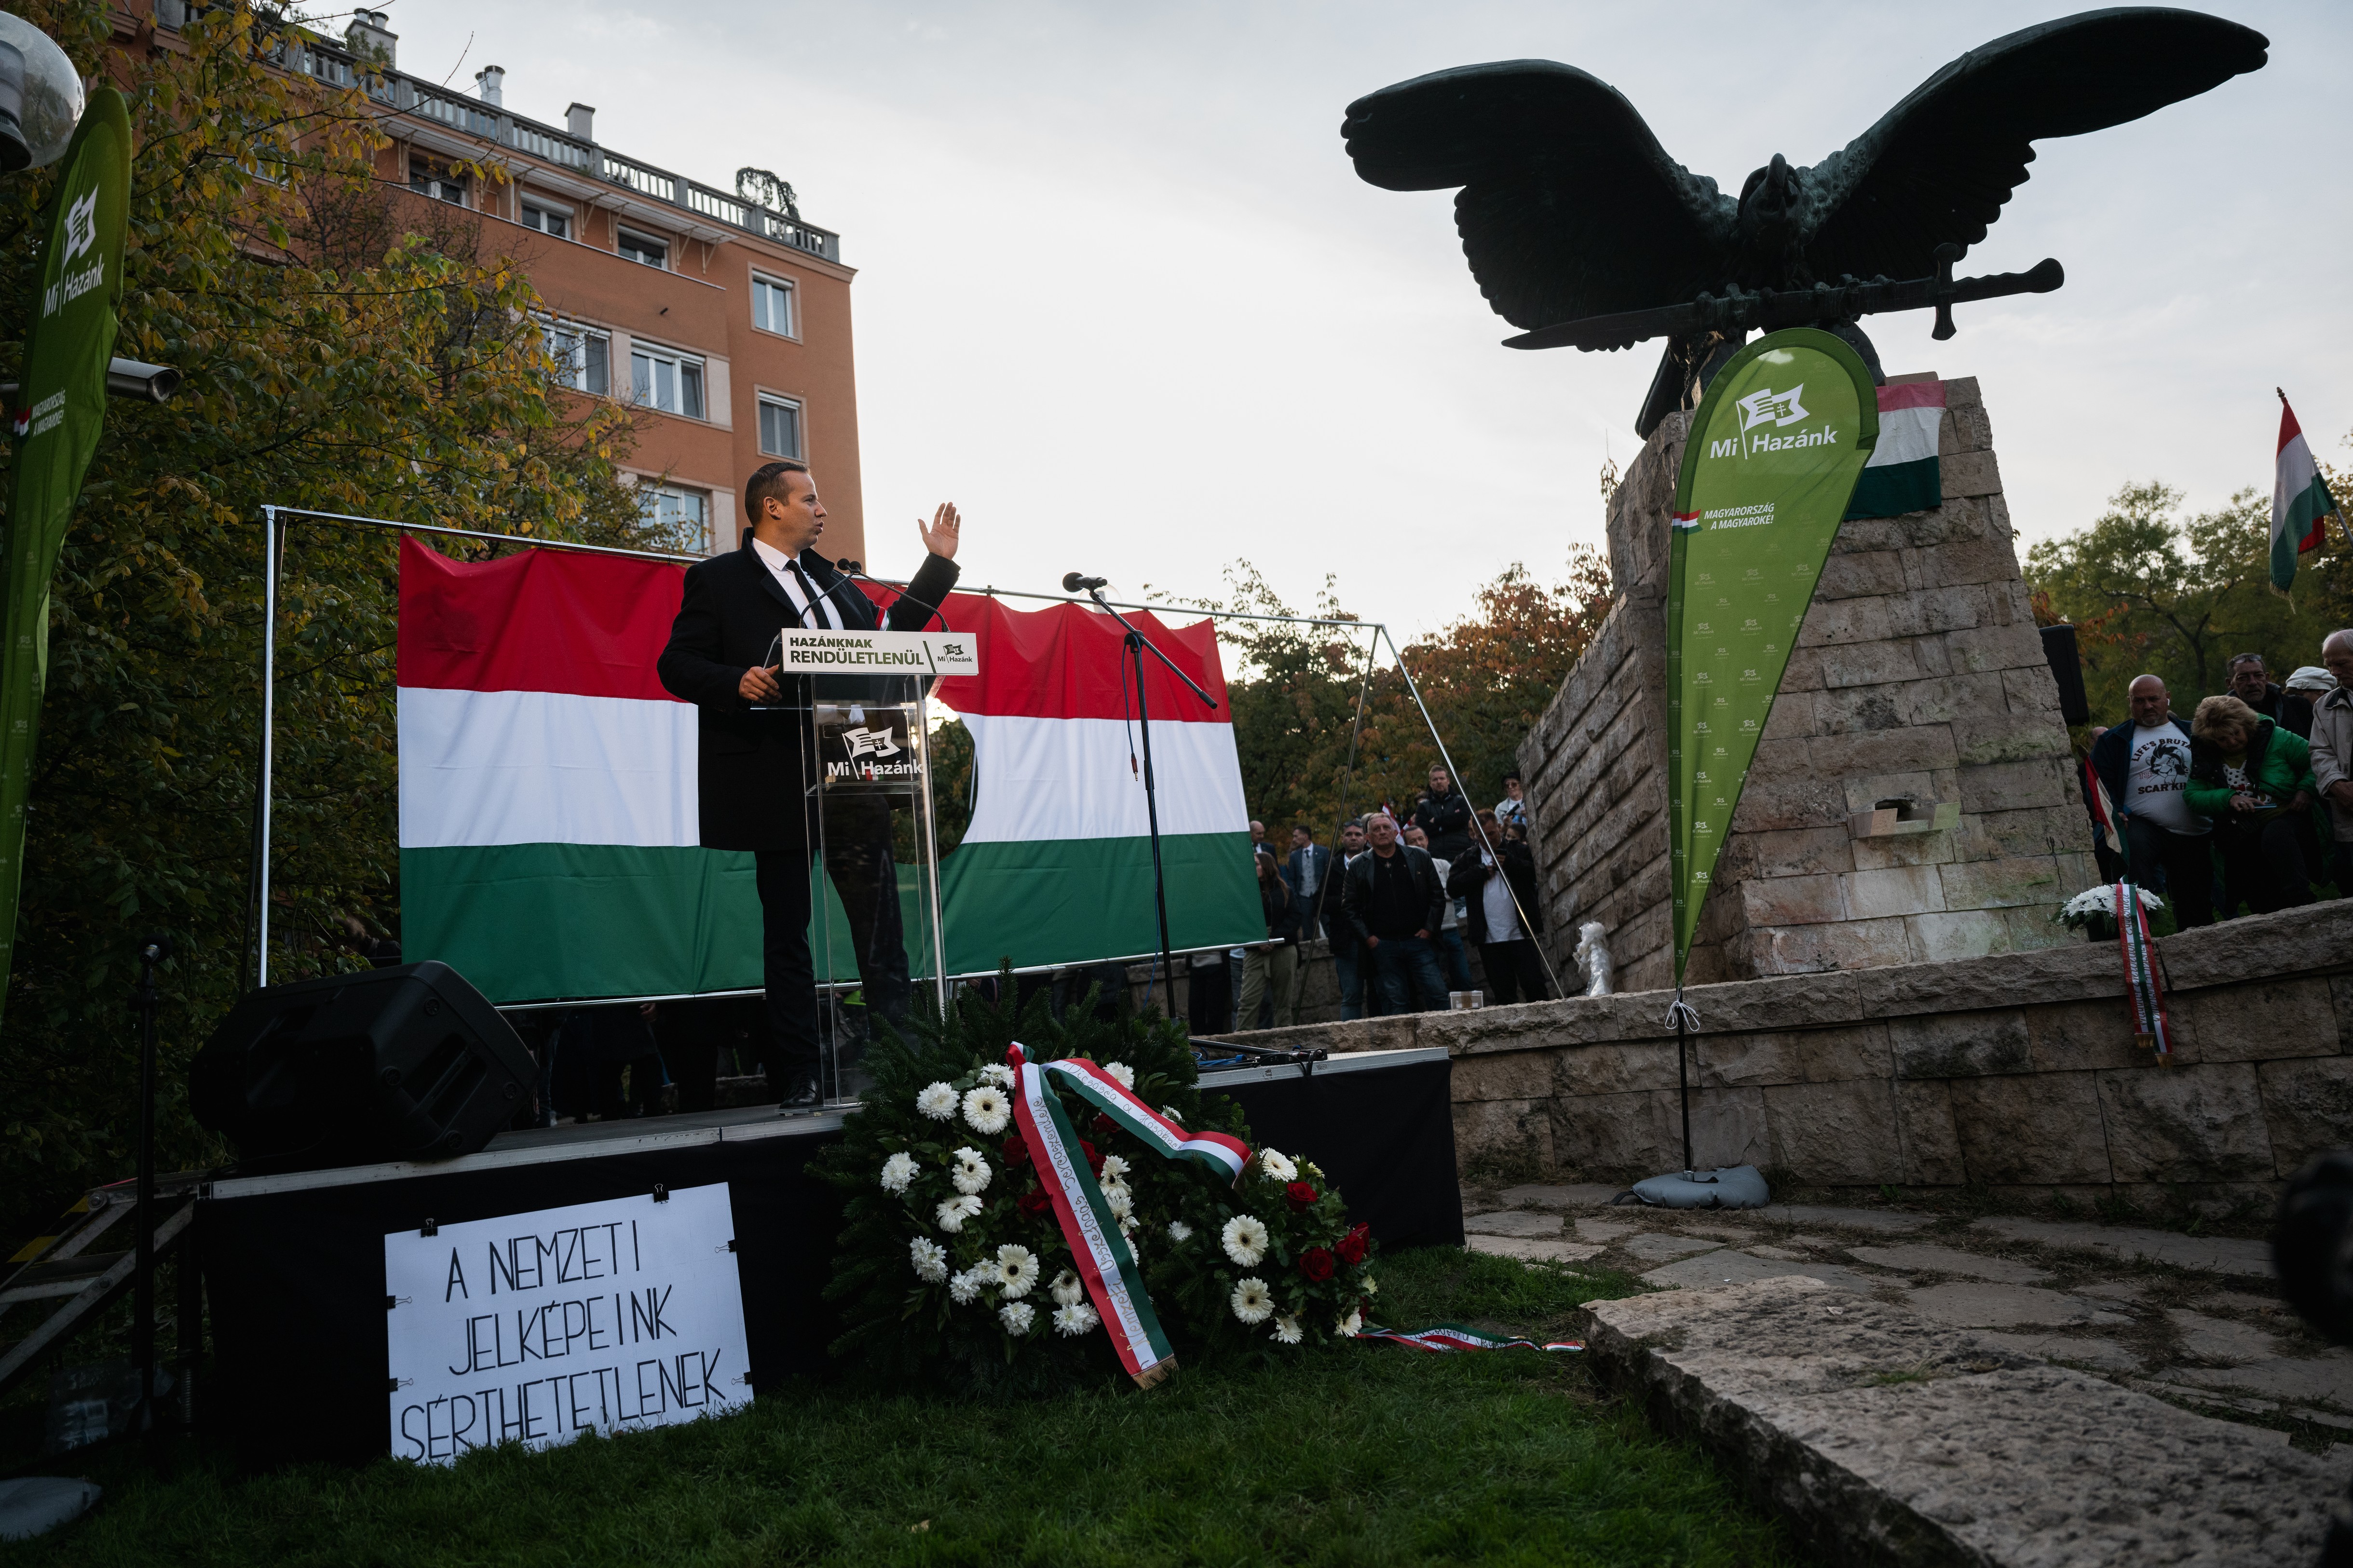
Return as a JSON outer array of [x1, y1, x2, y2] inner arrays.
[[0, 88, 134, 1020]]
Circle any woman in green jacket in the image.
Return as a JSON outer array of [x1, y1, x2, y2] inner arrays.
[[2187, 694, 2316, 916]]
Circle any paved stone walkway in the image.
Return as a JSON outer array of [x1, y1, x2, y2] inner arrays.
[[1463, 1183, 2353, 1455]]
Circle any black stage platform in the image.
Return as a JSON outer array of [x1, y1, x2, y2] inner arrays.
[[197, 1046, 1457, 1465]]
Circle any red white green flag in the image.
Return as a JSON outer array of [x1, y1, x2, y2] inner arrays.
[[2273, 392, 2340, 591]]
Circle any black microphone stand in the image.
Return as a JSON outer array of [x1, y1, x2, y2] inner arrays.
[[132, 932, 170, 1447], [1083, 587, 1216, 1016]]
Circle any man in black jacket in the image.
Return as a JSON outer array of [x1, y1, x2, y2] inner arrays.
[[1410, 765, 1473, 862], [1449, 810, 1550, 1005], [657, 460, 963, 1107], [1340, 812, 1448, 1014]]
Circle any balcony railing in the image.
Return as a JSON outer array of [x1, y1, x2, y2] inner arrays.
[[248, 28, 844, 263]]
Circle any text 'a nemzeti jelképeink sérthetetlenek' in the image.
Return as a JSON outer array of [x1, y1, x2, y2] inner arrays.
[[382, 1184, 752, 1464]]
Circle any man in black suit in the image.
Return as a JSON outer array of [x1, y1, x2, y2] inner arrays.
[[658, 460, 963, 1108]]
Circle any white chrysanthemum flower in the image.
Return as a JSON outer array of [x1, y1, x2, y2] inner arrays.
[[1257, 1149, 1298, 1182], [879, 1152, 919, 1193], [994, 1244, 1040, 1298], [915, 1082, 958, 1121], [909, 1237, 949, 1284], [1053, 1302, 1100, 1337], [935, 1193, 982, 1232], [1167, 1219, 1193, 1243], [951, 1147, 992, 1196], [1221, 1214, 1269, 1267], [1103, 1182, 1133, 1220], [1361, 1276, 1378, 1297], [1103, 1061, 1136, 1090], [999, 1300, 1036, 1335], [1161, 1105, 1185, 1123], [1334, 1308, 1362, 1338], [1230, 1277, 1274, 1325], [1050, 1269, 1085, 1307], [1302, 1160, 1326, 1183], [1271, 1313, 1303, 1346], [979, 1063, 1016, 1088], [962, 1086, 1012, 1135], [947, 1267, 982, 1305], [1100, 1153, 1129, 1181]]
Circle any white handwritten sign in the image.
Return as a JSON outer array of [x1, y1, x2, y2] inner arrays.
[[773, 628, 979, 677], [384, 1184, 749, 1464]]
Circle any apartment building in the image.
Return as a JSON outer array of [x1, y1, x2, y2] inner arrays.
[[148, 4, 866, 561]]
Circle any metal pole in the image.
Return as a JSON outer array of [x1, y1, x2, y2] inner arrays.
[[132, 933, 168, 1440], [1130, 633, 1178, 1017], [914, 683, 950, 1018], [253, 510, 285, 989], [1380, 626, 1567, 999], [1675, 1005, 1693, 1174]]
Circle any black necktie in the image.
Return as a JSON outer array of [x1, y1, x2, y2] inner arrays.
[[787, 561, 832, 629]]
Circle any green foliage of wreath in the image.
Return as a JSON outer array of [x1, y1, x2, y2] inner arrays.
[[816, 979, 1379, 1397]]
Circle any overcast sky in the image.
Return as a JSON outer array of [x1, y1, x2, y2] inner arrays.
[[381, 0, 2350, 640]]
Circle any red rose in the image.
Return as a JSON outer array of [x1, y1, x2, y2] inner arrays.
[[1002, 1135, 1029, 1167], [1284, 1180, 1318, 1212], [1080, 1139, 1103, 1174], [1019, 1186, 1053, 1217], [1299, 1246, 1335, 1283], [1336, 1224, 1370, 1265]]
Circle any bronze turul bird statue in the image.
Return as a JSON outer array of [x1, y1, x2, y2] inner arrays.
[[1342, 8, 2268, 436]]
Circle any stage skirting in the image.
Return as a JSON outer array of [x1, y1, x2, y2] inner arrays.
[[196, 1046, 1457, 1466]]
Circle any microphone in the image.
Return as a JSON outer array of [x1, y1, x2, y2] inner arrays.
[[1063, 572, 1108, 593], [842, 557, 945, 632]]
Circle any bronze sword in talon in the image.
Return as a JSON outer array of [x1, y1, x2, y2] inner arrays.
[[1502, 255, 2066, 353]]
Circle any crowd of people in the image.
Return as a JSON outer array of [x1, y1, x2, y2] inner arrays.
[[2081, 632, 2353, 926], [1201, 763, 1551, 1034]]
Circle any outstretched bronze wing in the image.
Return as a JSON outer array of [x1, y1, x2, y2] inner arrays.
[[1343, 60, 1737, 332], [1796, 8, 2268, 283]]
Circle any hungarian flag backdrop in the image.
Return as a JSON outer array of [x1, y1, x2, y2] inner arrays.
[[396, 539, 1259, 1003]]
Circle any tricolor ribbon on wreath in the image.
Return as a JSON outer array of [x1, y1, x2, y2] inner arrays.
[[2112, 878, 2175, 1063], [1006, 1043, 1250, 1389]]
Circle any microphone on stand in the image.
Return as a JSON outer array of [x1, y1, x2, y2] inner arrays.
[[841, 556, 945, 632], [1062, 571, 1108, 593]]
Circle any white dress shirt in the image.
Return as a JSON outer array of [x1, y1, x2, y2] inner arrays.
[[751, 536, 836, 628]]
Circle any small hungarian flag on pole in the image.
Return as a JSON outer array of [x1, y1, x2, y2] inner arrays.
[[2272, 389, 2340, 590]]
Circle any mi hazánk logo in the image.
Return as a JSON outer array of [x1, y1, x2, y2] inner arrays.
[[1735, 384, 1808, 431], [63, 188, 97, 263]]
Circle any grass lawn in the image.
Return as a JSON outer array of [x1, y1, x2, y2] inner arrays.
[[4, 1248, 1801, 1567]]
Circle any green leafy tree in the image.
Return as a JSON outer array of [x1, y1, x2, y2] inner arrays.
[[2026, 480, 2336, 719], [0, 0, 655, 1233]]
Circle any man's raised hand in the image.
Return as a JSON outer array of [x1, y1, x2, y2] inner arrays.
[[918, 501, 962, 561], [738, 663, 782, 703]]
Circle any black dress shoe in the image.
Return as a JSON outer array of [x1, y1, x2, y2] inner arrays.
[[778, 1079, 824, 1113]]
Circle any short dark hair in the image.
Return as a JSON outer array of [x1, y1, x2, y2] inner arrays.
[[1503, 771, 1521, 784], [744, 460, 810, 522], [1292, 824, 1313, 839], [2227, 652, 2265, 673]]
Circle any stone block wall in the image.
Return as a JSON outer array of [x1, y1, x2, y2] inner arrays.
[[1518, 374, 2097, 993], [1213, 900, 2353, 1208]]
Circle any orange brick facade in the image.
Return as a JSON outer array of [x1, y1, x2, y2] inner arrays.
[[113, 2, 866, 563]]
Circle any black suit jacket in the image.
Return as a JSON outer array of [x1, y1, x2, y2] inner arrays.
[[657, 540, 961, 852]]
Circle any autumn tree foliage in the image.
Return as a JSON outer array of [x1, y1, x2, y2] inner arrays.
[[1194, 548, 1614, 838], [0, 0, 658, 1226]]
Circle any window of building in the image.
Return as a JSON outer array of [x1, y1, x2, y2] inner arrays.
[[408, 159, 467, 206], [617, 228, 668, 268], [638, 485, 710, 553], [520, 199, 571, 239], [751, 273, 796, 337], [543, 322, 609, 395], [630, 343, 705, 419], [757, 395, 803, 459]]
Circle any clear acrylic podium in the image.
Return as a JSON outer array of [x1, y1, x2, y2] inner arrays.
[[784, 661, 952, 1106]]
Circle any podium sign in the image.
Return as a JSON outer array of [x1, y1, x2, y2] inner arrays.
[[815, 703, 919, 793], [772, 629, 978, 678]]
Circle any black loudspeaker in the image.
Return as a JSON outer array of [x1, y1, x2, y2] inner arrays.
[[2040, 623, 2092, 726], [191, 961, 533, 1171]]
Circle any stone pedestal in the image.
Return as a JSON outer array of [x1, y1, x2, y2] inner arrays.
[[1519, 374, 2095, 992]]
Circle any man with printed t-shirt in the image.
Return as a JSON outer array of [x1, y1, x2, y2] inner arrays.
[[2088, 674, 2213, 927]]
